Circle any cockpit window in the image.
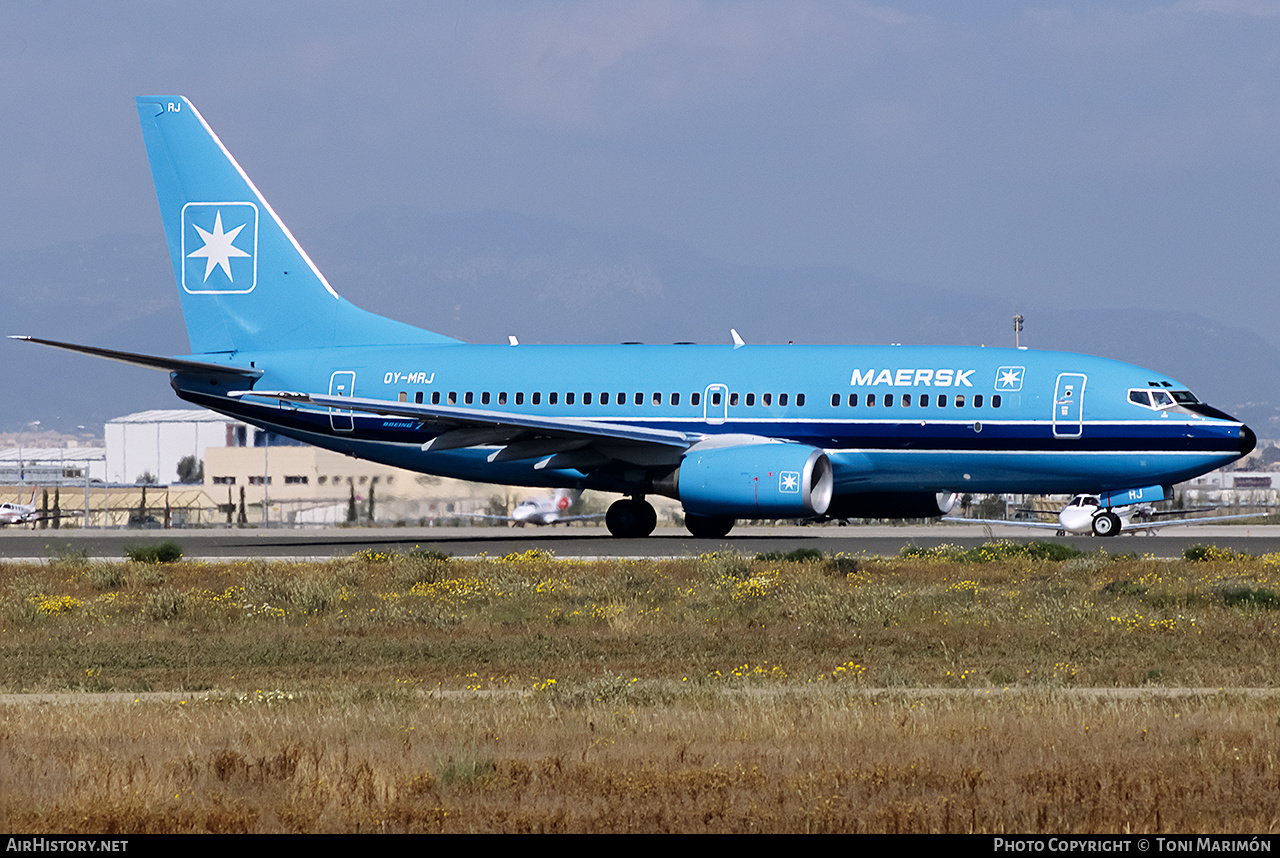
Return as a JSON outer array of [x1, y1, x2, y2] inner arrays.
[[1129, 388, 1186, 410]]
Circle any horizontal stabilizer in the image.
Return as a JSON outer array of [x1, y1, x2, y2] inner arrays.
[[10, 336, 262, 379]]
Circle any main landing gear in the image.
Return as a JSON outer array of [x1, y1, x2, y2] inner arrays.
[[683, 512, 735, 539], [606, 497, 657, 538], [603, 497, 739, 538], [1091, 510, 1122, 537]]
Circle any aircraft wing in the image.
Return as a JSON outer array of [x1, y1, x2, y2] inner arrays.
[[944, 512, 1268, 535], [451, 512, 605, 523], [232, 389, 696, 467], [942, 517, 1063, 531], [1124, 512, 1268, 531]]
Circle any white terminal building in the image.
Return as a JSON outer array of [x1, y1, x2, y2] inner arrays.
[[95, 408, 571, 525], [0, 447, 107, 486]]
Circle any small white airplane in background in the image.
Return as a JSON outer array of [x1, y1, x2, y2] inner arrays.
[[0, 487, 41, 526], [465, 489, 606, 527], [947, 492, 1266, 537]]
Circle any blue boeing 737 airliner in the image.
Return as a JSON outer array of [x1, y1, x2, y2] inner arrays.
[[13, 96, 1257, 538]]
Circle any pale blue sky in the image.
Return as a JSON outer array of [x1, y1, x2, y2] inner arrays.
[[3, 1, 1278, 340]]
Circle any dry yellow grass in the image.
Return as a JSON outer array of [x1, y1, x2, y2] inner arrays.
[[3, 688, 1278, 833], [3, 543, 1280, 832]]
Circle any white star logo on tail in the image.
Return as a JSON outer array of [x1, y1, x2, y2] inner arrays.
[[181, 202, 258, 293], [187, 210, 250, 283]]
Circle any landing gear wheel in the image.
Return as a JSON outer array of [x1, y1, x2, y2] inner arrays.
[[684, 512, 735, 539], [606, 498, 657, 538], [1091, 511, 1122, 537]]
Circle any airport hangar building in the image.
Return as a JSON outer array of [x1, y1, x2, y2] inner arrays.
[[2, 409, 544, 526]]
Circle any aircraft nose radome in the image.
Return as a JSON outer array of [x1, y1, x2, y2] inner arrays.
[[1241, 423, 1258, 457]]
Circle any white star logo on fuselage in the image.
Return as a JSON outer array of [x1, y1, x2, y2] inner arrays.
[[998, 368, 1023, 388], [187, 210, 250, 282]]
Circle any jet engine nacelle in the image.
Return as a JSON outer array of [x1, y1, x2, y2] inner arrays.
[[674, 444, 834, 518], [826, 491, 958, 520]]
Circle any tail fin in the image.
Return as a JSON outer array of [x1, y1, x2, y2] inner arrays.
[[553, 488, 582, 511], [136, 97, 458, 355]]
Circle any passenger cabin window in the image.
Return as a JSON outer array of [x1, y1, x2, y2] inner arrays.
[[796, 394, 805, 406], [481, 392, 490, 405], [691, 392, 701, 406], [448, 392, 457, 405], [919, 394, 929, 407], [566, 392, 575, 405], [414, 391, 423, 404], [432, 391, 441, 405], [992, 395, 1002, 408], [464, 392, 474, 405], [779, 393, 789, 406], [955, 395, 965, 407], [635, 392, 644, 405], [653, 392, 662, 405], [831, 393, 840, 407], [398, 391, 407, 402], [671, 392, 680, 406], [848, 393, 858, 406], [549, 392, 558, 405], [729, 392, 739, 406], [582, 392, 591, 405], [762, 393, 772, 406], [973, 394, 983, 408]]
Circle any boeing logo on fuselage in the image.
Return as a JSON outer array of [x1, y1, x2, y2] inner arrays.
[[850, 369, 976, 388]]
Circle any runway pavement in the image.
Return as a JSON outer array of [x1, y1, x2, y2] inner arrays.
[[3, 522, 1280, 561]]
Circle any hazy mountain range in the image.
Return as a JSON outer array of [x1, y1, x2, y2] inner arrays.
[[5, 207, 1276, 439]]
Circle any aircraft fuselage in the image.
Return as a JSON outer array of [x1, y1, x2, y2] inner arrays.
[[173, 341, 1252, 506]]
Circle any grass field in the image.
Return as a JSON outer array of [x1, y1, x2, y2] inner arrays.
[[3, 541, 1279, 832]]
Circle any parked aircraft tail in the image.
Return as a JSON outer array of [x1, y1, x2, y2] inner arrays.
[[136, 96, 458, 355], [552, 488, 582, 511]]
